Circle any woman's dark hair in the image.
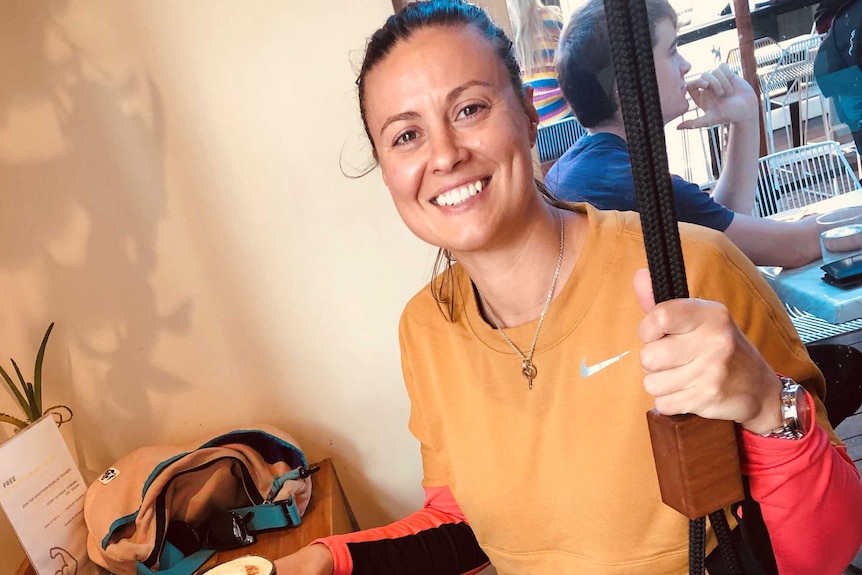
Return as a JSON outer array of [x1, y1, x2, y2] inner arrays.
[[556, 0, 677, 128], [356, 0, 525, 152]]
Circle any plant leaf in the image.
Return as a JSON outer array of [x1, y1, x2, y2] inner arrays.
[[0, 364, 32, 421], [33, 322, 53, 417], [0, 412, 29, 430], [13, 359, 37, 419], [11, 358, 26, 387], [24, 382, 37, 420]]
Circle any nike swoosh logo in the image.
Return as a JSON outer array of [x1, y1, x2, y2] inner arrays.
[[580, 351, 630, 377]]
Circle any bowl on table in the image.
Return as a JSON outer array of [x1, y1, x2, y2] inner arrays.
[[816, 206, 862, 264], [821, 224, 862, 253]]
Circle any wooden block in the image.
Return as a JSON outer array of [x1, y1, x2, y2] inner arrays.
[[646, 411, 745, 520]]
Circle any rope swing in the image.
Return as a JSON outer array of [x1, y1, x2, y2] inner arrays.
[[600, 0, 746, 572]]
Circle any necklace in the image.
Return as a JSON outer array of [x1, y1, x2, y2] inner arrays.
[[477, 211, 565, 390]]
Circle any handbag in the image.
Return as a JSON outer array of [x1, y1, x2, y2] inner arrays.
[[84, 424, 317, 575]]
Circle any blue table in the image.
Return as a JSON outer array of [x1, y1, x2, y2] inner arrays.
[[762, 262, 862, 324], [762, 190, 862, 324]]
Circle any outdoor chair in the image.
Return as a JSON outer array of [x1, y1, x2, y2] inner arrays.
[[726, 36, 783, 78], [678, 36, 815, 189], [759, 34, 827, 154], [754, 140, 861, 217], [536, 116, 587, 168]]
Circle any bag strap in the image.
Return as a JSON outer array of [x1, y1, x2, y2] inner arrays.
[[230, 495, 301, 532], [229, 464, 320, 532], [136, 546, 214, 575], [155, 464, 322, 571]]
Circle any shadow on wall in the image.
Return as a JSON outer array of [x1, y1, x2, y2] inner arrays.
[[0, 1, 192, 459]]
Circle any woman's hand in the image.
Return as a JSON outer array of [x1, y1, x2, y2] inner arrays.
[[272, 544, 334, 575], [633, 269, 783, 434], [678, 63, 759, 129]]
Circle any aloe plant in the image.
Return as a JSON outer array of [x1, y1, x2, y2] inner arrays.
[[0, 323, 71, 430]]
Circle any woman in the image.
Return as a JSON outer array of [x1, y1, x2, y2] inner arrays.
[[275, 2, 862, 573], [506, 0, 573, 125]]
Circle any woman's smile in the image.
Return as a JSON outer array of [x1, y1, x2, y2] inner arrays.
[[432, 177, 489, 207]]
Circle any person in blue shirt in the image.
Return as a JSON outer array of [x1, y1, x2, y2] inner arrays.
[[546, 0, 823, 269]]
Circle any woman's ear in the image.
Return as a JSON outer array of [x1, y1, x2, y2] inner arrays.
[[522, 86, 540, 146]]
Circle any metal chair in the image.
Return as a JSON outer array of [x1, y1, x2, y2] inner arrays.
[[759, 34, 827, 154], [754, 140, 861, 217], [535, 116, 587, 166], [685, 38, 782, 188], [726, 36, 783, 78]]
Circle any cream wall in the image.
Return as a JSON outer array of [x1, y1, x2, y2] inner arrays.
[[0, 1, 464, 572]]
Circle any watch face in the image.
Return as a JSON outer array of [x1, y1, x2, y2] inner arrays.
[[793, 385, 812, 434]]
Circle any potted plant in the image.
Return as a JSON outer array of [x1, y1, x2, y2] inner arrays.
[[0, 323, 72, 430]]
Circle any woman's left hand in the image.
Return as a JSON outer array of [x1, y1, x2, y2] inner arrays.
[[633, 269, 782, 434]]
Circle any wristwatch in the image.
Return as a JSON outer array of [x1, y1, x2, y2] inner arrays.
[[759, 376, 811, 440]]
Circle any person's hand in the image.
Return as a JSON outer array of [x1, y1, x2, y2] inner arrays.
[[678, 63, 759, 130], [272, 544, 335, 575], [632, 269, 783, 434]]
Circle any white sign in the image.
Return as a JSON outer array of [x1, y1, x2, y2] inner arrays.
[[0, 416, 100, 575]]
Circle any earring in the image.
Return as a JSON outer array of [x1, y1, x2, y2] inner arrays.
[[430, 248, 456, 322]]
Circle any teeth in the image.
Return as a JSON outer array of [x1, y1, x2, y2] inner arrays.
[[435, 179, 484, 206]]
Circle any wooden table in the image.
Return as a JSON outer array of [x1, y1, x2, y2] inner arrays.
[[16, 458, 357, 575]]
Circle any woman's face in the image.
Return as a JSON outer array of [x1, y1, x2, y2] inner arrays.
[[362, 24, 540, 255]]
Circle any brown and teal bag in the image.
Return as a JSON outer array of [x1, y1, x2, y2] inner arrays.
[[84, 425, 317, 575]]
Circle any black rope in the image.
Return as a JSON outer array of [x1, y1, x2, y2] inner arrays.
[[601, 0, 742, 573], [689, 516, 706, 575], [710, 510, 743, 575], [602, 0, 687, 303]]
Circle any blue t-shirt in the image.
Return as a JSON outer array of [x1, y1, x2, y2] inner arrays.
[[545, 132, 734, 232]]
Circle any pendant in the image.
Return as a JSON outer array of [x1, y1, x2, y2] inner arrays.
[[521, 359, 537, 390]]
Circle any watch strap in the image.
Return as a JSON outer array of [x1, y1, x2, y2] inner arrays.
[[759, 376, 805, 440]]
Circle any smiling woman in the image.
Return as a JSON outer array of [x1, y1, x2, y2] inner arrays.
[[362, 25, 541, 254], [272, 1, 862, 574]]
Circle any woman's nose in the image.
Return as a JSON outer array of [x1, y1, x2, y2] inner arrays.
[[429, 128, 466, 173]]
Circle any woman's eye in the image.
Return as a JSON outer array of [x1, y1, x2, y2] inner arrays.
[[457, 103, 485, 119], [394, 130, 418, 146]]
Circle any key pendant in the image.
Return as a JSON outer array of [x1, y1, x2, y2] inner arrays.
[[521, 359, 537, 390]]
